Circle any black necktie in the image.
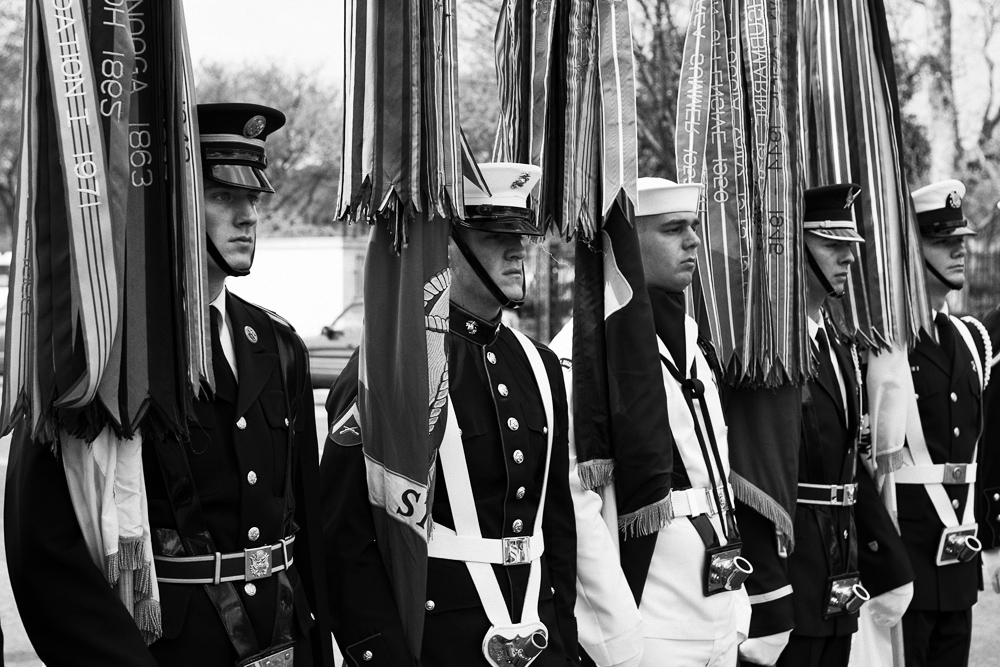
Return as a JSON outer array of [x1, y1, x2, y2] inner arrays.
[[210, 306, 236, 385], [816, 328, 845, 416]]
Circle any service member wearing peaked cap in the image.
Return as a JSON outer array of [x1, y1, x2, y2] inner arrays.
[[6, 103, 335, 667]]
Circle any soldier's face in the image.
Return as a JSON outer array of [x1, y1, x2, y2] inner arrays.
[[204, 183, 259, 276], [923, 234, 967, 289], [804, 233, 856, 295], [451, 228, 527, 303], [637, 213, 701, 292]]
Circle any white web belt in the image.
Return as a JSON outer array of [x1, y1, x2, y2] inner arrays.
[[428, 328, 555, 628]]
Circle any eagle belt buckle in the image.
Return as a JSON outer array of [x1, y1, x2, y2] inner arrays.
[[936, 523, 981, 566], [482, 621, 548, 667], [236, 641, 294, 667], [245, 546, 273, 582], [502, 537, 531, 566]]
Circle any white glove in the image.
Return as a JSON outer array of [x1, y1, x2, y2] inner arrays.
[[865, 582, 913, 627], [739, 631, 791, 666], [983, 547, 1000, 594]]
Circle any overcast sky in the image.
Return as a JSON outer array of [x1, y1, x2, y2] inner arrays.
[[185, 0, 344, 86]]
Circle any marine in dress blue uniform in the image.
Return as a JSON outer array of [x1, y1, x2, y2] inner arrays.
[[739, 185, 913, 667], [896, 180, 991, 667], [322, 164, 579, 667], [5, 104, 334, 667]]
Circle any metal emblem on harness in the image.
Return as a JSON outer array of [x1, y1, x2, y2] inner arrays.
[[936, 524, 981, 566]]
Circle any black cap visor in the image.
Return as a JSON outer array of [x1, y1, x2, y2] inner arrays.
[[206, 164, 275, 193], [457, 205, 542, 236]]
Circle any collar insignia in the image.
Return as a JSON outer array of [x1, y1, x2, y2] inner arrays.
[[466, 320, 478, 335]]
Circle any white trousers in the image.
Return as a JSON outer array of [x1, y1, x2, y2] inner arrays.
[[638, 631, 739, 667]]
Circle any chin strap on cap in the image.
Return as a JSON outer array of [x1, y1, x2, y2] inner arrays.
[[925, 259, 962, 291], [451, 228, 524, 310], [806, 246, 843, 299], [206, 235, 252, 278]]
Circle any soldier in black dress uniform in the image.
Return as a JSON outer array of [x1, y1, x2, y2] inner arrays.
[[322, 163, 578, 667], [739, 184, 914, 667], [895, 179, 991, 667], [5, 103, 334, 667]]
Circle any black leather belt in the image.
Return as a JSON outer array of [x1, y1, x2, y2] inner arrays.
[[797, 483, 857, 507], [155, 536, 294, 585]]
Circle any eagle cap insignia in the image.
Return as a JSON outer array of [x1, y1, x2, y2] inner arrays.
[[844, 188, 860, 209], [947, 191, 962, 209], [245, 326, 258, 343], [510, 173, 531, 189], [243, 115, 266, 138]]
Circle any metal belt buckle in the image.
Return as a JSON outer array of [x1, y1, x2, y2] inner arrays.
[[948, 464, 967, 484], [705, 488, 717, 516], [482, 621, 548, 667], [236, 641, 294, 667], [842, 483, 857, 506], [936, 523, 981, 566], [502, 537, 531, 566], [824, 573, 869, 619], [245, 546, 273, 582]]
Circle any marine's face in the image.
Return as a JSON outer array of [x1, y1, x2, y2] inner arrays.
[[805, 233, 856, 295], [205, 183, 260, 276], [637, 212, 701, 292], [451, 228, 527, 303], [923, 234, 967, 289]]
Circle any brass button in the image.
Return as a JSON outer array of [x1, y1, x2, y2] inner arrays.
[[248, 527, 260, 542], [952, 499, 960, 509], [284, 417, 289, 427], [542, 426, 548, 434], [498, 384, 509, 397], [487, 352, 497, 365], [843, 530, 849, 540], [994, 493, 999, 502], [516, 486, 526, 499], [915, 394, 920, 400], [953, 427, 961, 437], [512, 519, 524, 533], [237, 416, 247, 430], [951, 392, 958, 402], [513, 450, 524, 464], [363, 650, 373, 661], [247, 471, 258, 485], [424, 600, 436, 611], [244, 582, 257, 596], [507, 417, 519, 431]]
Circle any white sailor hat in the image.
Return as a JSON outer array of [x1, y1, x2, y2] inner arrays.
[[912, 179, 975, 237], [636, 177, 703, 218], [803, 183, 865, 243], [458, 162, 543, 236]]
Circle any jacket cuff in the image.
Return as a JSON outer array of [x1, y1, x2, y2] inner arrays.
[[344, 633, 402, 667], [748, 586, 795, 638]]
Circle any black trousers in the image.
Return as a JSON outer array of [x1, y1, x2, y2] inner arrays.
[[775, 634, 852, 667], [902, 607, 973, 667]]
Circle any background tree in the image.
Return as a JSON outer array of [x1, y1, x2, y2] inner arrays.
[[0, 4, 24, 252]]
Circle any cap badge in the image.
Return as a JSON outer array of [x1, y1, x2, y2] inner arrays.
[[245, 326, 258, 343], [243, 115, 267, 138], [947, 191, 962, 209], [844, 188, 860, 209], [510, 173, 531, 189]]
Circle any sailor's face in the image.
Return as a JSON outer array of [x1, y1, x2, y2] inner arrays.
[[805, 233, 856, 295], [923, 234, 967, 289], [205, 183, 259, 276], [637, 213, 701, 292], [452, 228, 527, 302]]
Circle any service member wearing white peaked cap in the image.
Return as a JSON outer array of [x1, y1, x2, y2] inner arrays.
[[552, 174, 752, 667], [323, 161, 580, 666], [895, 177, 994, 667]]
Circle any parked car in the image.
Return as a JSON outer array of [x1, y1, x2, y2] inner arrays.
[[304, 301, 363, 389]]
